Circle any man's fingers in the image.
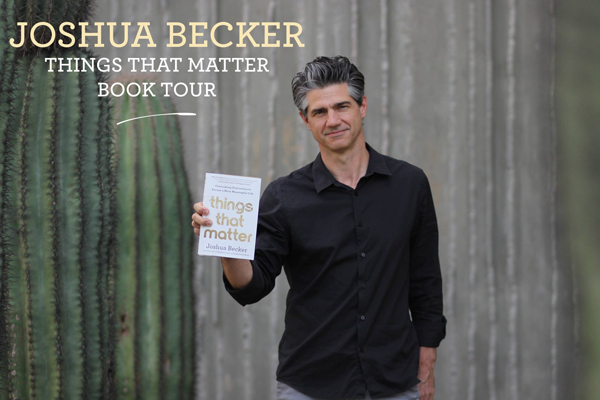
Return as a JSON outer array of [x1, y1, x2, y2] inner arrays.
[[193, 202, 209, 216], [192, 213, 201, 224], [191, 202, 213, 232], [191, 212, 212, 226], [417, 381, 434, 400]]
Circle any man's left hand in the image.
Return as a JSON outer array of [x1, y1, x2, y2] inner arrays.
[[417, 346, 436, 400]]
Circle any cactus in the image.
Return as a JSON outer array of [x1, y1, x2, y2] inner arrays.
[[112, 79, 196, 400], [557, 2, 600, 399], [0, 49, 116, 400], [11, 0, 91, 26], [0, 0, 93, 52], [0, 0, 15, 79]]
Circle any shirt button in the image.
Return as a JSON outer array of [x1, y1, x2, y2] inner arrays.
[[359, 346, 364, 353], [360, 252, 366, 258], [358, 221, 363, 227], [354, 191, 359, 197], [360, 315, 365, 321]]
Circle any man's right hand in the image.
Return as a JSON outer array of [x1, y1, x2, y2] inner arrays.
[[191, 201, 253, 289], [191, 201, 212, 236]]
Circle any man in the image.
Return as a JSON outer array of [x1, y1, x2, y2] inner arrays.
[[191, 56, 446, 400]]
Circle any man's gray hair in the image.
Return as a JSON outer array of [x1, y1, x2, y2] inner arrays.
[[292, 56, 365, 117]]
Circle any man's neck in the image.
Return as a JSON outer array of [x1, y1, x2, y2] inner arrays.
[[320, 141, 370, 190]]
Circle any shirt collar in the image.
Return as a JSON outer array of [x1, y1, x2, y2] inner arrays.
[[312, 142, 392, 193]]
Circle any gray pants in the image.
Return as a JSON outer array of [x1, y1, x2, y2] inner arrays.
[[276, 381, 420, 400]]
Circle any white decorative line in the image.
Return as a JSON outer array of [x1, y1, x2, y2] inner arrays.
[[116, 112, 196, 125]]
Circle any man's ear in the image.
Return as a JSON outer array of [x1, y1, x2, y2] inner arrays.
[[360, 95, 368, 119], [299, 110, 311, 130]]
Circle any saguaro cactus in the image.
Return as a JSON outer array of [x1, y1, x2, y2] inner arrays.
[[0, 0, 15, 73], [557, 1, 600, 399], [113, 80, 196, 400], [0, 49, 116, 400], [7, 0, 91, 25], [0, 0, 93, 51]]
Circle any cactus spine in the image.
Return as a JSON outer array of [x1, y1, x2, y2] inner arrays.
[[113, 80, 196, 400]]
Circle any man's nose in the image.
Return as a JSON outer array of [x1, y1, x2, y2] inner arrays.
[[326, 109, 341, 127]]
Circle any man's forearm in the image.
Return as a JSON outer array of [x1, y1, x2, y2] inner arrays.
[[221, 257, 253, 289], [417, 346, 437, 400]]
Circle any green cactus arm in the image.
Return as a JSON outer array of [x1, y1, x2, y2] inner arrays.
[[15, 0, 92, 28], [77, 62, 106, 400], [97, 92, 117, 400], [114, 94, 137, 400], [2, 49, 116, 400], [5, 0, 93, 51], [18, 52, 60, 400], [113, 80, 196, 400], [161, 95, 196, 400], [95, 73, 115, 400], [0, 0, 16, 90], [148, 95, 183, 400], [51, 61, 84, 400], [135, 96, 162, 400], [0, 55, 29, 400], [0, 30, 19, 355]]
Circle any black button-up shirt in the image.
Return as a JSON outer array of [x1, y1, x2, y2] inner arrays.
[[223, 143, 446, 399]]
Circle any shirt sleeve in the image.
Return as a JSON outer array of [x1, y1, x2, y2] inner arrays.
[[408, 170, 447, 347], [223, 179, 290, 306]]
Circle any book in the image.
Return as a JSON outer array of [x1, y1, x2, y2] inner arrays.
[[197, 173, 262, 260]]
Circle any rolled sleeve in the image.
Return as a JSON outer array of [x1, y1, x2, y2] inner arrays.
[[223, 179, 290, 306], [408, 170, 447, 347]]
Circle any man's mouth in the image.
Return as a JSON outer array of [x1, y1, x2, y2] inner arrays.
[[325, 129, 346, 136]]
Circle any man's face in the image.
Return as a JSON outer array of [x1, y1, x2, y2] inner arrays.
[[300, 83, 367, 155]]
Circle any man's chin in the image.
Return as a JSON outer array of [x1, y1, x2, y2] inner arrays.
[[324, 137, 348, 149], [322, 139, 354, 153]]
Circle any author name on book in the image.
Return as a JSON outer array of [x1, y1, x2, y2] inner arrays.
[[205, 243, 248, 253]]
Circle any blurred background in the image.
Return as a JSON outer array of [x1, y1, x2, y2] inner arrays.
[[86, 0, 597, 399]]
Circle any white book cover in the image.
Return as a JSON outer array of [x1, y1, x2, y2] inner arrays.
[[197, 173, 262, 260]]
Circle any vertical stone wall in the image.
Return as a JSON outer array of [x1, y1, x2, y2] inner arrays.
[[92, 1, 578, 399]]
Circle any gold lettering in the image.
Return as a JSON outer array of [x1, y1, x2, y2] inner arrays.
[[58, 22, 75, 47], [167, 22, 186, 47], [79, 22, 104, 48], [203, 229, 218, 239], [30, 22, 55, 48], [236, 22, 260, 47], [9, 22, 27, 48], [132, 22, 156, 48], [210, 22, 233, 48], [262, 22, 280, 47], [106, 22, 130, 48], [284, 22, 305, 47], [190, 22, 208, 47]]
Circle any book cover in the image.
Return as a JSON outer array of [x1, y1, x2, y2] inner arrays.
[[198, 173, 261, 260]]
